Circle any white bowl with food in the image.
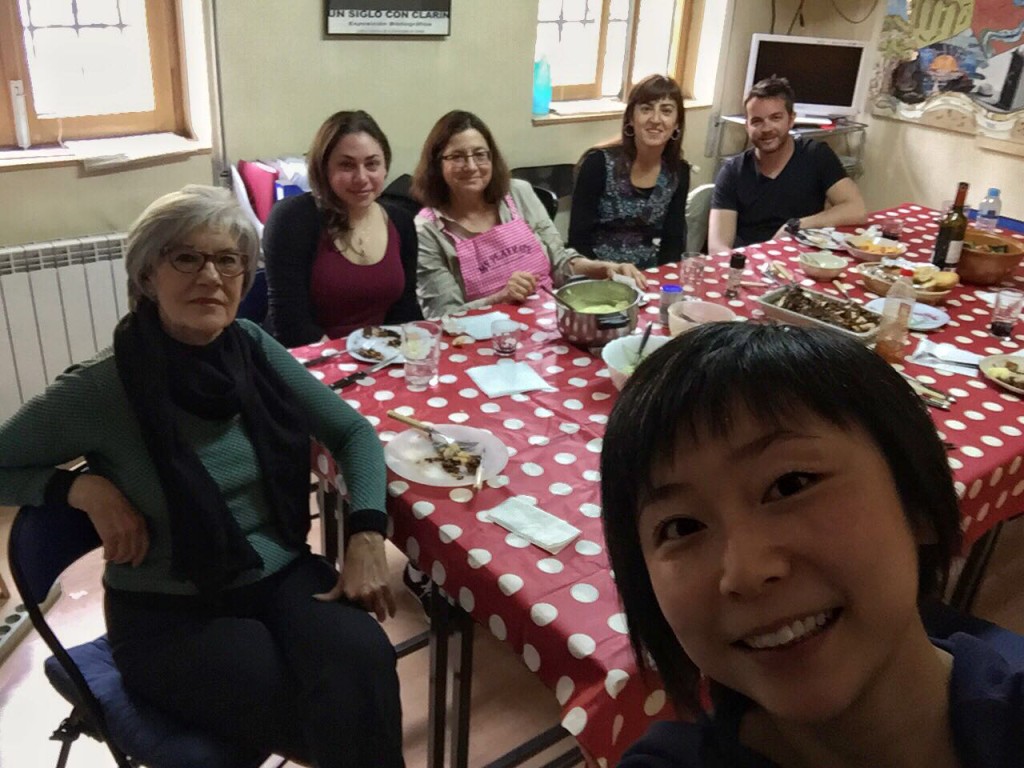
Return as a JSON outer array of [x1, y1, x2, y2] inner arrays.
[[667, 300, 738, 337], [601, 333, 671, 391], [844, 234, 908, 261], [798, 250, 848, 280]]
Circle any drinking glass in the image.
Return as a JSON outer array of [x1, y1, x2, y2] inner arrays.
[[491, 319, 521, 357], [678, 253, 707, 300], [990, 288, 1024, 338], [401, 321, 441, 391], [879, 216, 904, 241]]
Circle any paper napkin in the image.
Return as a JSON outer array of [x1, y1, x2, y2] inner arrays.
[[466, 361, 553, 398], [445, 311, 511, 341], [486, 497, 581, 554], [908, 339, 983, 377]]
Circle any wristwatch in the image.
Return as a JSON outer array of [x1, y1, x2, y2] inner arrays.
[[785, 217, 801, 235]]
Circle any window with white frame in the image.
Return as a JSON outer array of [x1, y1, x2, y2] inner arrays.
[[535, 0, 691, 102], [0, 0, 188, 149]]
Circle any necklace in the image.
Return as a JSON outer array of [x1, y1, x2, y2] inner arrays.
[[334, 204, 383, 262]]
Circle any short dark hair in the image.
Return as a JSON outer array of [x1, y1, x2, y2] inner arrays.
[[620, 74, 686, 176], [410, 110, 511, 209], [600, 322, 962, 711], [307, 110, 392, 237], [744, 74, 796, 114]]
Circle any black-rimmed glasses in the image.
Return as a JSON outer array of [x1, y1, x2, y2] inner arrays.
[[441, 149, 492, 168], [164, 247, 248, 277]]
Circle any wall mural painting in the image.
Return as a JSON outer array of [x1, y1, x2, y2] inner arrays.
[[871, 0, 1024, 151]]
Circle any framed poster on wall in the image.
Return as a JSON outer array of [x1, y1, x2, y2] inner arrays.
[[325, 0, 451, 37]]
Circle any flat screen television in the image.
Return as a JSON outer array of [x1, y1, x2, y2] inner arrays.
[[744, 34, 868, 119]]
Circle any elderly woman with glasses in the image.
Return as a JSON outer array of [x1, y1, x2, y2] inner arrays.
[[411, 110, 647, 318], [0, 186, 405, 767]]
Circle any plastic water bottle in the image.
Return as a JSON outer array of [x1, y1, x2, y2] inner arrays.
[[532, 56, 552, 116], [976, 188, 1001, 231], [875, 268, 915, 363]]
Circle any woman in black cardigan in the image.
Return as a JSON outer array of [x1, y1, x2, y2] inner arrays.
[[264, 111, 421, 347]]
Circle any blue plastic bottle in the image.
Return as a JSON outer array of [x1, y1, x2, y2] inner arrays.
[[532, 56, 552, 116]]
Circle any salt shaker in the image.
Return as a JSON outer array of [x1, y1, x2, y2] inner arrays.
[[659, 284, 683, 325]]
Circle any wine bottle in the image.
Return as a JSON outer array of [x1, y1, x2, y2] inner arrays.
[[931, 182, 969, 271]]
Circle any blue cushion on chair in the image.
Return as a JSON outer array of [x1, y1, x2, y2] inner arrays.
[[45, 636, 266, 768]]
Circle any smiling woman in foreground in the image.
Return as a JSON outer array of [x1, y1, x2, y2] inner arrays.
[[0, 186, 404, 767], [601, 323, 1022, 767]]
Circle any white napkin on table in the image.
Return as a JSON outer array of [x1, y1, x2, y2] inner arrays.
[[486, 497, 581, 554], [908, 339, 983, 376], [466, 361, 553, 398], [445, 311, 511, 340]]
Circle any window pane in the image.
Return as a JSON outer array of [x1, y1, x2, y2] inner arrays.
[[631, 0, 676, 84], [548, 21, 601, 86], [609, 0, 630, 20], [20, 0, 73, 27], [601, 20, 628, 97], [76, 0, 122, 25], [23, 2, 156, 118], [537, 0, 562, 22]]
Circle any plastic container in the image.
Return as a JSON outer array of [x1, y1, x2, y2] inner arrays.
[[875, 268, 915, 363], [659, 284, 683, 325], [976, 188, 1002, 232], [532, 56, 552, 116]]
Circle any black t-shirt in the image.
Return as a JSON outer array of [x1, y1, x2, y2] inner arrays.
[[711, 137, 847, 247]]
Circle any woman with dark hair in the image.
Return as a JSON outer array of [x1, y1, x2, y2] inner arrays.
[[412, 109, 647, 319], [264, 110, 421, 347], [569, 75, 690, 267], [0, 186, 405, 767], [600, 322, 1022, 767]]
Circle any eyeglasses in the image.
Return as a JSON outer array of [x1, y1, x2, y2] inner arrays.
[[164, 247, 248, 277], [441, 149, 492, 168]]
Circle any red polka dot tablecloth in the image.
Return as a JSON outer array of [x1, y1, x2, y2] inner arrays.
[[293, 204, 1024, 765]]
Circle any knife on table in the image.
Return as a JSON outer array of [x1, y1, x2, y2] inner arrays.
[[329, 356, 396, 390], [302, 350, 349, 368]]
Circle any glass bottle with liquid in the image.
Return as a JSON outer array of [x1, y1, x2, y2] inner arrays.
[[931, 182, 969, 271]]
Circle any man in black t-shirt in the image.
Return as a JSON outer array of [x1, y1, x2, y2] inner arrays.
[[708, 76, 867, 253]]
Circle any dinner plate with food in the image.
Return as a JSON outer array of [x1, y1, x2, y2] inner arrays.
[[346, 325, 404, 364], [854, 262, 958, 305], [384, 425, 509, 488], [979, 355, 1024, 396], [864, 298, 950, 332]]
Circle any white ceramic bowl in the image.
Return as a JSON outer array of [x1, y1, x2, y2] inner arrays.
[[601, 333, 671, 391], [798, 250, 848, 281], [844, 234, 908, 262], [667, 300, 737, 337]]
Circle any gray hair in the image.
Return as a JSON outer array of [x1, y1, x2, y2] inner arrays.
[[125, 184, 260, 310]]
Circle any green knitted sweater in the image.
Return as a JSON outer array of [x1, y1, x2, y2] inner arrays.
[[0, 320, 386, 595]]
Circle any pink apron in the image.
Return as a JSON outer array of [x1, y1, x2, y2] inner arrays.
[[438, 195, 553, 302]]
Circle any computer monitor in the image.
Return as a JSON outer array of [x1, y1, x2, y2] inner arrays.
[[744, 34, 868, 119]]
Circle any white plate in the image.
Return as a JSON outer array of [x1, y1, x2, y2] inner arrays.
[[864, 298, 950, 332], [384, 426, 509, 487], [794, 228, 845, 250], [346, 325, 404, 364], [979, 354, 1024, 396]]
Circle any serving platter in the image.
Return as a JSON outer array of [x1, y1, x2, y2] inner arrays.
[[756, 285, 881, 343]]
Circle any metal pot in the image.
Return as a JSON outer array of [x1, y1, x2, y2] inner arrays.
[[553, 279, 641, 348]]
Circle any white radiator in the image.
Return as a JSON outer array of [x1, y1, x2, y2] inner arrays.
[[0, 234, 129, 422]]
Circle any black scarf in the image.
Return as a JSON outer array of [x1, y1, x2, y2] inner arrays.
[[114, 299, 311, 593]]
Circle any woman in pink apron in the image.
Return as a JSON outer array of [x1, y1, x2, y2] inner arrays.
[[412, 111, 647, 319]]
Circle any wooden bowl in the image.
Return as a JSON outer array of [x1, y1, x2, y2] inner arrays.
[[854, 262, 953, 305], [957, 228, 1024, 286]]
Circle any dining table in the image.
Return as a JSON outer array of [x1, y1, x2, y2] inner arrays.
[[292, 203, 1024, 767]]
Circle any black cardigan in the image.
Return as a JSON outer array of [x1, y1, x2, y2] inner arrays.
[[263, 192, 422, 348]]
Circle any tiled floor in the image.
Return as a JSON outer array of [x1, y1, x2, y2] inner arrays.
[[1, 507, 1022, 767]]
